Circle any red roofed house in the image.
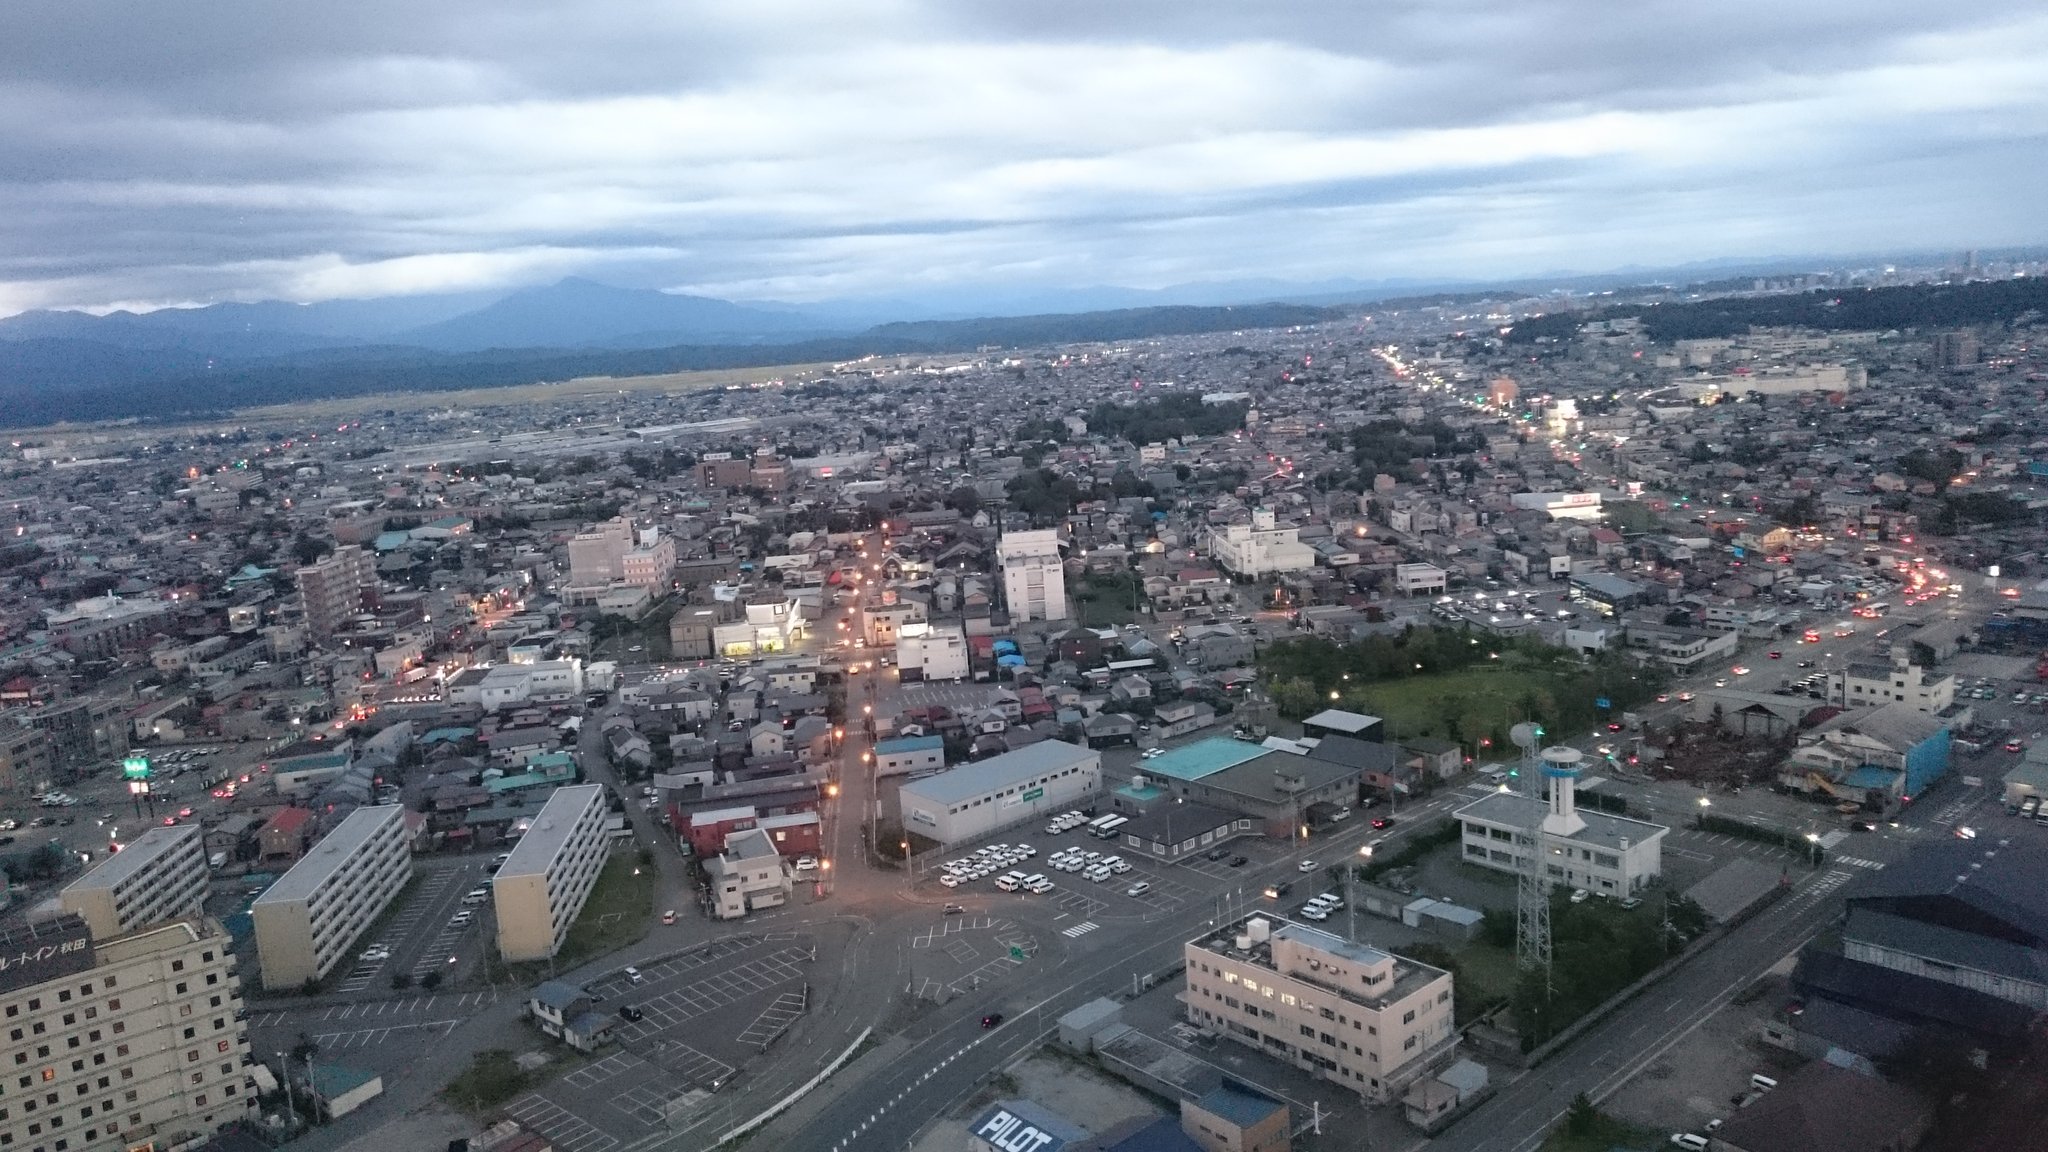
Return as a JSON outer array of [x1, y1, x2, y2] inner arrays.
[[259, 806, 315, 862]]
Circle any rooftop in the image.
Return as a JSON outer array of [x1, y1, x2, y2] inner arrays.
[[496, 784, 605, 880], [1191, 914, 1448, 1011], [63, 825, 197, 893], [253, 805, 405, 905], [1140, 737, 1271, 783], [1453, 789, 1668, 852], [896, 740, 1096, 807]]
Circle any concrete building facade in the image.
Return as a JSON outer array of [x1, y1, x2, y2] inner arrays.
[[0, 915, 253, 1152], [295, 545, 378, 639], [1453, 749, 1666, 897], [998, 529, 1068, 622], [1184, 916, 1458, 1103], [492, 784, 611, 962], [1209, 510, 1317, 578], [250, 806, 412, 989], [898, 741, 1101, 844], [59, 825, 209, 941]]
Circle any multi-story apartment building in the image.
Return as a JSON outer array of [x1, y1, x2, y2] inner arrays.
[[492, 784, 610, 962], [0, 914, 252, 1152], [620, 534, 676, 589], [1184, 915, 1458, 1103], [0, 725, 54, 797], [566, 517, 634, 589], [294, 545, 378, 640], [59, 826, 209, 941], [250, 806, 411, 989], [997, 529, 1068, 622]]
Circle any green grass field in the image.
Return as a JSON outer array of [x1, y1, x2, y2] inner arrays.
[[495, 853, 654, 981], [1340, 665, 1561, 753]]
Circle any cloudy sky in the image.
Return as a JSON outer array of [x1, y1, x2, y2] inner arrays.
[[4, 0, 2046, 315]]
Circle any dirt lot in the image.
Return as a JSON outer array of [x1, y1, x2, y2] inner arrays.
[[912, 1050, 1162, 1152], [1602, 969, 1802, 1137]]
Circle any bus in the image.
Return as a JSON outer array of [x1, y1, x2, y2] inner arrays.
[[1084, 814, 1121, 837], [1091, 815, 1130, 839]]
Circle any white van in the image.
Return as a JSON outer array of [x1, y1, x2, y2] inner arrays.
[[207, 852, 227, 870], [1749, 1073, 1778, 1092], [462, 887, 490, 905], [994, 875, 1020, 892]]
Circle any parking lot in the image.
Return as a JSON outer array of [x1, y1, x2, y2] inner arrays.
[[509, 934, 818, 1150]]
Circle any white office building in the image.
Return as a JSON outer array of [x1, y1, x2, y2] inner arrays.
[[1453, 749, 1666, 897], [998, 530, 1068, 622], [1394, 563, 1448, 596], [251, 806, 412, 989], [1209, 509, 1317, 578], [60, 824, 210, 941], [493, 784, 611, 962], [899, 741, 1101, 844]]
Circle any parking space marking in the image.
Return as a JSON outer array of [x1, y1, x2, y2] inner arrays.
[[505, 1096, 619, 1152], [630, 1037, 736, 1091], [735, 989, 808, 1048], [312, 1018, 461, 1049], [608, 947, 810, 1041], [1061, 921, 1099, 938], [1665, 846, 1715, 862]]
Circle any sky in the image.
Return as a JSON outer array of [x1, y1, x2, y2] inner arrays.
[[3, 0, 2047, 316]]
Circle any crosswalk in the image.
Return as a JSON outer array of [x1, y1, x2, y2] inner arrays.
[[1061, 921, 1099, 938], [1832, 855, 1885, 870]]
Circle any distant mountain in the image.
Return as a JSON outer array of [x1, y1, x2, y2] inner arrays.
[[392, 277, 841, 351], [0, 290, 504, 353]]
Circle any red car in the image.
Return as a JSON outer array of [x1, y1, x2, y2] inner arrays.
[[1768, 651, 1782, 659], [1606, 722, 1623, 732], [1370, 817, 1396, 830]]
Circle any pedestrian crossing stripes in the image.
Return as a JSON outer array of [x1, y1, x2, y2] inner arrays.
[[1061, 921, 1099, 938], [1833, 855, 1885, 870]]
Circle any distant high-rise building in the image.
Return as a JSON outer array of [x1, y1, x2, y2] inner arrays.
[[997, 529, 1068, 622], [294, 545, 378, 639], [1488, 376, 1519, 408], [1932, 330, 1978, 369], [567, 516, 634, 588]]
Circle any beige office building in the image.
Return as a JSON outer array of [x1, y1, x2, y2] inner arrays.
[[493, 784, 610, 962], [250, 806, 411, 990], [59, 825, 209, 941], [1184, 916, 1458, 1103], [0, 914, 252, 1152]]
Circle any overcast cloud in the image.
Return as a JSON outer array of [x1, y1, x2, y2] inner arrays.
[[3, 0, 2045, 314]]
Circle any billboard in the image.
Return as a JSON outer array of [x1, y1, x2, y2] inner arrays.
[[0, 915, 96, 996]]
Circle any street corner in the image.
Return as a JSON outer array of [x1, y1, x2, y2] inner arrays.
[[903, 914, 1041, 1004]]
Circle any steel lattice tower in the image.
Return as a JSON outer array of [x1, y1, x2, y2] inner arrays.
[[1509, 723, 1552, 995]]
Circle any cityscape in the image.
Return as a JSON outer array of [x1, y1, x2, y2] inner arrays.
[[3, 6, 2048, 1152]]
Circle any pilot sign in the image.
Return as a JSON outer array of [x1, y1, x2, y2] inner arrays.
[[970, 1103, 1083, 1152]]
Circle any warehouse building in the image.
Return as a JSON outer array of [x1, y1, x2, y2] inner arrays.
[[899, 741, 1101, 844], [0, 914, 253, 1152], [251, 805, 412, 989], [493, 784, 611, 961], [60, 823, 210, 940]]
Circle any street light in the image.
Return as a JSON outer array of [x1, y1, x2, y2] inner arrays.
[[1696, 795, 1711, 829]]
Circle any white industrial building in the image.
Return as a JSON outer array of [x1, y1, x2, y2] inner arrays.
[[59, 824, 209, 940], [998, 529, 1068, 622], [1453, 748, 1666, 897], [252, 805, 413, 989], [1508, 492, 1604, 520], [899, 741, 1101, 844], [492, 783, 611, 962], [1208, 509, 1317, 577]]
